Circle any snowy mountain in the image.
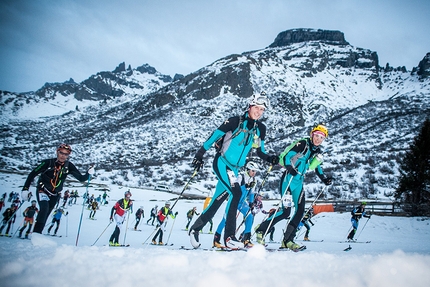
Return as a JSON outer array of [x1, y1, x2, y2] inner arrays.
[[1, 28, 429, 201]]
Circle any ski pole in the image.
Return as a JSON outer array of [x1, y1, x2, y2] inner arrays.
[[123, 210, 131, 245], [91, 221, 112, 246], [356, 217, 370, 240], [165, 215, 177, 245], [235, 165, 273, 235], [11, 219, 24, 238], [170, 168, 199, 210], [76, 175, 91, 246], [66, 213, 68, 237], [262, 175, 294, 241]]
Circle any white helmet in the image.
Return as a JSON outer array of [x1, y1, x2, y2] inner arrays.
[[246, 161, 260, 171], [249, 92, 270, 109]]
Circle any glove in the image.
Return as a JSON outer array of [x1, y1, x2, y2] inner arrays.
[[88, 166, 95, 175], [175, 211, 178, 216], [110, 217, 113, 222], [285, 165, 298, 176], [191, 157, 204, 172], [322, 177, 333, 185], [249, 202, 255, 209], [267, 155, 279, 165], [66, 211, 69, 216]]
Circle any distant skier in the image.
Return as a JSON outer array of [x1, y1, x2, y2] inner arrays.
[[0, 204, 18, 236], [21, 143, 94, 234], [134, 206, 144, 230], [185, 207, 200, 231], [347, 202, 371, 241], [147, 205, 158, 225], [109, 190, 133, 246], [152, 202, 177, 245], [296, 207, 315, 241], [47, 207, 68, 236], [19, 200, 39, 238], [89, 200, 98, 219]]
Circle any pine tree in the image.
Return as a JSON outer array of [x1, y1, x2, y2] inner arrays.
[[395, 118, 430, 216]]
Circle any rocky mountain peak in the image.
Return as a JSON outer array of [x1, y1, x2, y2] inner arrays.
[[417, 52, 430, 79], [268, 28, 349, 48]]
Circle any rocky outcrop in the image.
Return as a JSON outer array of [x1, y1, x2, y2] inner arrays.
[[417, 52, 430, 79], [268, 28, 349, 48]]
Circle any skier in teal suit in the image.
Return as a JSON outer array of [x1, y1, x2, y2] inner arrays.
[[189, 93, 279, 249]]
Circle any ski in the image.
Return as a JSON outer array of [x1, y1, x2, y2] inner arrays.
[[0, 234, 12, 237], [339, 240, 371, 244], [178, 245, 247, 252], [108, 244, 130, 247], [299, 239, 324, 242], [266, 245, 307, 252], [343, 245, 352, 251], [150, 243, 174, 246], [45, 234, 62, 238]]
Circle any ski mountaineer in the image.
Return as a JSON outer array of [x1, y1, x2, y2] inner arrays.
[[0, 204, 18, 236], [213, 161, 259, 248], [255, 124, 333, 251], [21, 144, 95, 234], [18, 200, 39, 238], [152, 202, 177, 245], [89, 200, 98, 219], [134, 206, 144, 230], [189, 93, 279, 249], [147, 205, 158, 225], [109, 190, 133, 246], [185, 207, 200, 231], [296, 207, 315, 241], [347, 202, 371, 241], [47, 207, 68, 235]]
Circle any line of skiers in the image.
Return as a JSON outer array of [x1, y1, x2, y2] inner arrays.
[[8, 94, 372, 248]]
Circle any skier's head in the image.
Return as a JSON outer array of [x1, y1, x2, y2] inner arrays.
[[31, 200, 36, 205], [124, 190, 132, 199], [246, 161, 260, 172], [248, 92, 269, 120], [310, 124, 328, 146], [361, 201, 367, 206], [165, 201, 171, 207], [57, 143, 72, 163]]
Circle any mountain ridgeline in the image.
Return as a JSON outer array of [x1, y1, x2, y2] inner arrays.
[[1, 28, 429, 200]]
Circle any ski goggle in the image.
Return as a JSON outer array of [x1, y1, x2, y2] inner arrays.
[[250, 96, 270, 109]]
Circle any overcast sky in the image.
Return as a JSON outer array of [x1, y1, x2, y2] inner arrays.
[[1, 0, 429, 93]]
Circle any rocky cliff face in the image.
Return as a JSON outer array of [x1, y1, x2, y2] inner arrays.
[[268, 29, 349, 47], [417, 52, 430, 79]]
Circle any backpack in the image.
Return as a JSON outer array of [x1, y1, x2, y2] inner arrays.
[[214, 115, 245, 153], [279, 138, 308, 167]]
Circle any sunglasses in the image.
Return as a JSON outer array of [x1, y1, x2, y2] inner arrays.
[[58, 151, 70, 156]]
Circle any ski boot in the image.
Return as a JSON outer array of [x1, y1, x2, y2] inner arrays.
[[241, 232, 254, 248], [225, 236, 244, 250], [109, 241, 115, 246], [256, 232, 265, 245], [158, 242, 164, 245], [152, 240, 157, 245], [213, 232, 223, 248], [189, 229, 201, 248], [283, 240, 302, 251], [304, 237, 310, 241]]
